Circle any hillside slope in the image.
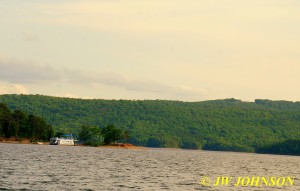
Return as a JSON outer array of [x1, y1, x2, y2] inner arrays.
[[1, 94, 300, 151]]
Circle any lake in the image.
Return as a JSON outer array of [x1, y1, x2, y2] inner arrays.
[[0, 143, 299, 190]]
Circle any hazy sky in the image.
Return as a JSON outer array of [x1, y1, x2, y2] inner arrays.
[[1, 0, 300, 101]]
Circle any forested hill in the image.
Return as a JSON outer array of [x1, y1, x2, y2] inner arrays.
[[1, 94, 300, 152]]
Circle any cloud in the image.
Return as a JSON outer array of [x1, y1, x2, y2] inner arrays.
[[0, 83, 28, 94], [63, 69, 210, 98], [0, 56, 64, 83], [0, 55, 209, 99]]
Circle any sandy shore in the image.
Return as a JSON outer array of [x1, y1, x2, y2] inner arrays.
[[0, 137, 32, 144], [99, 143, 145, 150]]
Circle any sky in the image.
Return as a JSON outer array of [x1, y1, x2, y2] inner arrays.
[[0, 0, 300, 101]]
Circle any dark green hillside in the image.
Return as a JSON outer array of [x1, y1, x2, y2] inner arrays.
[[1, 94, 300, 153]]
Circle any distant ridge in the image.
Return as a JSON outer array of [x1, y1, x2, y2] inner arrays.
[[1, 94, 300, 152]]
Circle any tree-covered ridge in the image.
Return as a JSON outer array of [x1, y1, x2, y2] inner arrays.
[[0, 102, 54, 141], [0, 94, 300, 153]]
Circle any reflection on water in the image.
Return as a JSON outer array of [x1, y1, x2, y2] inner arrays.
[[0, 143, 299, 190]]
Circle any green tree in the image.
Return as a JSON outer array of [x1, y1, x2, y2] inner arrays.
[[0, 102, 53, 141], [0, 103, 14, 138], [79, 125, 103, 146], [101, 124, 122, 145], [27, 114, 53, 141], [79, 125, 91, 143], [12, 110, 27, 138]]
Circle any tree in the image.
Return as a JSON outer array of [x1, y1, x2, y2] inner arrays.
[[79, 125, 92, 143], [27, 114, 54, 141], [12, 110, 27, 138], [101, 124, 122, 145], [79, 125, 103, 146], [0, 103, 14, 138]]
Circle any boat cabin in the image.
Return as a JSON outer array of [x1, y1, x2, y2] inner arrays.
[[50, 134, 75, 146]]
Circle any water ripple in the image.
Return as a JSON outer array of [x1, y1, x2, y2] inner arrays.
[[0, 143, 299, 190]]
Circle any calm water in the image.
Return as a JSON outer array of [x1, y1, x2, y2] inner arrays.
[[0, 143, 299, 191]]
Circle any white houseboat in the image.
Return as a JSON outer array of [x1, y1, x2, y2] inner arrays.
[[50, 134, 75, 146]]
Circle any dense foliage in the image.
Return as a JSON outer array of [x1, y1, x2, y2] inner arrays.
[[79, 125, 103, 146], [0, 102, 54, 141], [0, 94, 300, 154], [78, 124, 123, 146], [101, 124, 123, 145], [256, 139, 300, 156]]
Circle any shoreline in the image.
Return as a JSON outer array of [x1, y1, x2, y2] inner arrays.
[[0, 137, 144, 150], [98, 144, 145, 150], [0, 137, 32, 144], [1, 140, 299, 156]]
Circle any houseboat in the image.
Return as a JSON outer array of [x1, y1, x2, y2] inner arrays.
[[50, 134, 75, 146]]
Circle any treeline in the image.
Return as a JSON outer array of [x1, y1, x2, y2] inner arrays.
[[256, 139, 300, 156], [0, 94, 300, 154], [0, 103, 54, 141]]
